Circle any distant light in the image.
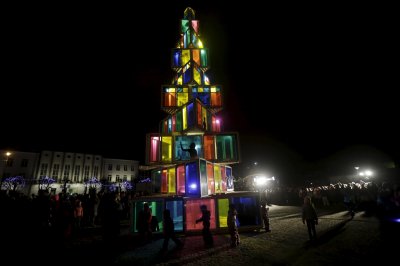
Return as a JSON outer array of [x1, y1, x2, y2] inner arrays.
[[359, 172, 364, 176], [254, 176, 267, 186], [189, 183, 197, 189], [6, 152, 11, 156], [392, 218, 400, 223], [254, 162, 258, 166], [355, 166, 359, 170], [365, 170, 373, 176]]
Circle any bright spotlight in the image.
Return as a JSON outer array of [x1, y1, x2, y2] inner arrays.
[[254, 176, 267, 186]]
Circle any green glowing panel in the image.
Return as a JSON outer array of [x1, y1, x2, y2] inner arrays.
[[200, 159, 208, 197], [200, 49, 208, 67], [181, 20, 189, 33], [176, 110, 182, 132], [216, 135, 238, 161]]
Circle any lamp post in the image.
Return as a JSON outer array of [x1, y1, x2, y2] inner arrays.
[[1, 152, 12, 190]]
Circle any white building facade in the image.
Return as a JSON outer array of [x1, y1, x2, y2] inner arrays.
[[1, 149, 139, 195], [0, 150, 40, 194]]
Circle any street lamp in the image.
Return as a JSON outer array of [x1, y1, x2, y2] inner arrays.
[[1, 152, 12, 189]]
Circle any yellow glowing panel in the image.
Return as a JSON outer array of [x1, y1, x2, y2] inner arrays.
[[193, 68, 201, 84], [177, 91, 188, 106], [211, 87, 217, 92], [214, 164, 222, 193], [198, 39, 203, 48], [198, 87, 203, 92], [168, 167, 176, 194], [182, 49, 190, 65], [192, 49, 200, 65], [218, 198, 229, 228], [161, 136, 172, 163], [182, 107, 187, 130], [168, 88, 176, 93]]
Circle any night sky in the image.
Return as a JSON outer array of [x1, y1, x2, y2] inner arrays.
[[2, 1, 398, 181]]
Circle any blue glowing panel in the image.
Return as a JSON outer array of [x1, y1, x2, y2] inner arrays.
[[185, 162, 200, 197], [199, 93, 211, 106], [183, 68, 191, 83], [187, 102, 195, 128], [168, 118, 172, 133], [165, 199, 184, 232], [231, 196, 261, 226], [226, 167, 234, 191], [173, 50, 181, 67]]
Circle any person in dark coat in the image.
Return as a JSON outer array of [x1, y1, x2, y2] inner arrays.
[[302, 196, 318, 240], [261, 201, 271, 232], [161, 209, 183, 252]]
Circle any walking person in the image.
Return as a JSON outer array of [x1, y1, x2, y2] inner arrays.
[[302, 196, 318, 241], [137, 202, 152, 243], [195, 205, 213, 247], [73, 199, 84, 234], [261, 201, 271, 232], [227, 204, 240, 247], [161, 209, 183, 254]]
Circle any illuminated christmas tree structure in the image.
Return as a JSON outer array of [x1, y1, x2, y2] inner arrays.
[[132, 8, 261, 234]]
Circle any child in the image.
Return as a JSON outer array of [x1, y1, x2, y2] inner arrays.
[[227, 204, 240, 247], [261, 201, 271, 232]]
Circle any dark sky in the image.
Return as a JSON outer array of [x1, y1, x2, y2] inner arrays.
[[2, 1, 398, 180]]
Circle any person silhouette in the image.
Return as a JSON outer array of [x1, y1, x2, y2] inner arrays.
[[227, 204, 240, 247], [302, 196, 318, 241], [196, 205, 213, 247], [180, 142, 198, 159]]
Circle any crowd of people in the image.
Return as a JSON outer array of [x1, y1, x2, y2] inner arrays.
[[1, 179, 398, 256]]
